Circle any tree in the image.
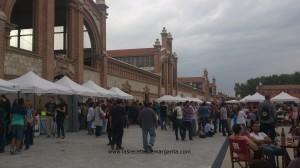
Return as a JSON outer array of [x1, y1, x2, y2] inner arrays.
[[234, 72, 300, 97]]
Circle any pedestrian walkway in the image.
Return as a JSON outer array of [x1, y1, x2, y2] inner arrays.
[[0, 126, 226, 168]]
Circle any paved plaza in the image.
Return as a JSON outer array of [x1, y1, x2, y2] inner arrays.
[[0, 126, 226, 168]]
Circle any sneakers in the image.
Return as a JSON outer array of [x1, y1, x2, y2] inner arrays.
[[116, 146, 124, 150], [148, 146, 153, 153]]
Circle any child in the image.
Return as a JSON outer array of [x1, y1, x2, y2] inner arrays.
[[204, 120, 215, 137]]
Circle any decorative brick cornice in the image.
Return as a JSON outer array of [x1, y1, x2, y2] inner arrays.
[[107, 57, 160, 85], [178, 82, 203, 94]]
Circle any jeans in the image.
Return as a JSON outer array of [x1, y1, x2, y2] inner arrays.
[[261, 144, 282, 168], [219, 118, 222, 132], [213, 118, 218, 133], [56, 116, 65, 137], [24, 125, 33, 149], [142, 127, 156, 151], [221, 119, 230, 136], [174, 119, 183, 139], [206, 131, 214, 137], [87, 121, 94, 135], [261, 123, 276, 141], [191, 119, 197, 136], [182, 121, 192, 140], [160, 116, 167, 130]]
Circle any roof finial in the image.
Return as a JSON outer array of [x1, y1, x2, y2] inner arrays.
[[154, 38, 161, 48], [162, 27, 167, 34]]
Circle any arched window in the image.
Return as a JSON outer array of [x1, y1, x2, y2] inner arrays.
[[9, 0, 34, 51], [54, 0, 67, 57], [83, 22, 95, 66]]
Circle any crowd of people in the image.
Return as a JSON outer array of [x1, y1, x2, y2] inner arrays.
[[0, 95, 67, 155], [1, 93, 300, 167], [227, 96, 300, 168]]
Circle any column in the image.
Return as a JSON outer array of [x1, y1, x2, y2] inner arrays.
[[100, 55, 107, 88], [174, 59, 178, 95], [95, 2, 108, 87], [0, 12, 7, 78], [68, 1, 84, 83], [164, 62, 169, 95], [168, 63, 172, 95], [35, 0, 55, 80]]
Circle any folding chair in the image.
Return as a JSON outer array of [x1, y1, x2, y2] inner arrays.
[[229, 137, 252, 168]]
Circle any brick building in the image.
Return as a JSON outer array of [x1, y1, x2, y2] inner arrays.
[[0, 0, 215, 102], [257, 85, 300, 98], [108, 27, 178, 96], [178, 69, 217, 100]]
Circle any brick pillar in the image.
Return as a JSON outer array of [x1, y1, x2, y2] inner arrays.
[[0, 11, 7, 78], [68, 1, 84, 83], [35, 0, 54, 80], [153, 52, 160, 74], [168, 63, 173, 95], [95, 1, 108, 88], [164, 62, 169, 95], [174, 58, 178, 95], [100, 55, 107, 88]]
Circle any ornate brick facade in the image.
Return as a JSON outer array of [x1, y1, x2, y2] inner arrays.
[[0, 0, 215, 101], [178, 69, 217, 100]]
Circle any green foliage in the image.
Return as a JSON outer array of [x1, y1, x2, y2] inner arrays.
[[234, 72, 300, 98]]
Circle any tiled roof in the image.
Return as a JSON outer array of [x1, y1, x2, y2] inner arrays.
[[177, 77, 205, 83], [108, 48, 156, 57], [258, 85, 300, 90]]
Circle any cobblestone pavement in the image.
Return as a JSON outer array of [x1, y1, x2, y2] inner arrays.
[[0, 126, 226, 168]]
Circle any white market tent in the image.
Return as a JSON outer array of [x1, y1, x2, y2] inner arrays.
[[0, 79, 19, 93], [10, 71, 72, 95], [174, 95, 187, 102], [187, 97, 203, 103], [244, 92, 265, 103], [240, 95, 252, 103], [82, 80, 117, 98], [156, 95, 177, 103], [271, 92, 300, 103], [109, 87, 134, 100], [226, 100, 240, 104], [55, 76, 97, 97]]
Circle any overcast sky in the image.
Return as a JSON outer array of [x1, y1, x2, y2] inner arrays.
[[105, 0, 300, 96]]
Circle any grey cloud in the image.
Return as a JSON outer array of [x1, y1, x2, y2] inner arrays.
[[106, 0, 300, 96]]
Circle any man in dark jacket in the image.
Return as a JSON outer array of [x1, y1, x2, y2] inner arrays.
[[159, 102, 167, 130], [110, 99, 126, 150], [1, 95, 11, 145], [138, 102, 157, 152], [258, 95, 276, 141], [0, 101, 5, 153]]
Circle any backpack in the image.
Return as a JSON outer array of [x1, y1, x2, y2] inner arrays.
[[261, 106, 270, 120]]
